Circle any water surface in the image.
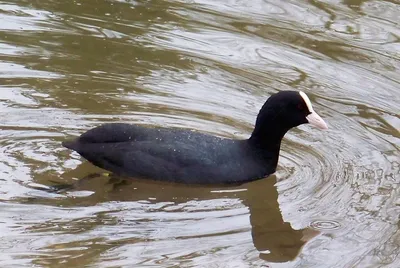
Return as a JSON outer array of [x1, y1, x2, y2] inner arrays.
[[0, 0, 399, 267]]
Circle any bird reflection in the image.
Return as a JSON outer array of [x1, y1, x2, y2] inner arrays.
[[243, 177, 319, 262], [32, 162, 319, 263]]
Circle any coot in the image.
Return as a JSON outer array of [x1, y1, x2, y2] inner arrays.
[[63, 91, 327, 184]]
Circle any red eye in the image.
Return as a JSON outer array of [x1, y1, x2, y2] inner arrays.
[[297, 103, 305, 110]]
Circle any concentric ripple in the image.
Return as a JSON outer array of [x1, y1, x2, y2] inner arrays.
[[309, 220, 341, 231]]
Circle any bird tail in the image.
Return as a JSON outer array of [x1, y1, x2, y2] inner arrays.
[[62, 139, 79, 150]]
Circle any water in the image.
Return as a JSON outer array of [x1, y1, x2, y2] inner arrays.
[[0, 0, 399, 267]]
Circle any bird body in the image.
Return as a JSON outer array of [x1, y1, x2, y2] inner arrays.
[[63, 124, 276, 184], [63, 91, 328, 184]]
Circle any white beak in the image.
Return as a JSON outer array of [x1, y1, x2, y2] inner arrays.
[[306, 112, 328, 130]]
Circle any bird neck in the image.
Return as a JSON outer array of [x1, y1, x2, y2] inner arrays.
[[248, 114, 291, 151]]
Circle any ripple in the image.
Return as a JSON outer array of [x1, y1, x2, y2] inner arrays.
[[309, 220, 341, 230], [0, 62, 61, 79], [0, 3, 53, 31]]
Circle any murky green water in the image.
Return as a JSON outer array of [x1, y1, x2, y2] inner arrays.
[[0, 0, 399, 267]]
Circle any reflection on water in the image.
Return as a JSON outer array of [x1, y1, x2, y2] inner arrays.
[[0, 0, 399, 267], [18, 169, 318, 266]]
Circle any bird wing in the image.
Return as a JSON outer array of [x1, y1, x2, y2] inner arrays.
[[72, 140, 222, 183], [77, 123, 150, 143]]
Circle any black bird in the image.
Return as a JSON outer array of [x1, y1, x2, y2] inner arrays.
[[63, 91, 327, 184]]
